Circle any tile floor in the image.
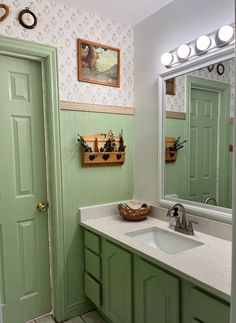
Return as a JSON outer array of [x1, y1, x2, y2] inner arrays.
[[27, 310, 107, 323]]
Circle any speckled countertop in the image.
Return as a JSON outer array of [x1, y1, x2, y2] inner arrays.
[[79, 202, 232, 302]]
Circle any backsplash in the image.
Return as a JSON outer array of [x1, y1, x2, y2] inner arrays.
[[0, 0, 134, 107], [151, 206, 232, 241]]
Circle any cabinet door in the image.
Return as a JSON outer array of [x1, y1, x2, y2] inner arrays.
[[181, 281, 230, 323], [134, 256, 180, 323], [102, 240, 132, 323]]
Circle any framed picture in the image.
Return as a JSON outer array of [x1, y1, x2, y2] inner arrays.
[[78, 39, 120, 87], [165, 77, 176, 95]]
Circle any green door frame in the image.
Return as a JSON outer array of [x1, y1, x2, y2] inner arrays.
[[186, 76, 230, 208], [0, 36, 66, 322]]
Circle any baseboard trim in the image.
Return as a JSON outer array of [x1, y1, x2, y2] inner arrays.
[[67, 298, 94, 319]]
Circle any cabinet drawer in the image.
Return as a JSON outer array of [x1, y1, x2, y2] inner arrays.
[[85, 248, 101, 281], [191, 287, 230, 322], [84, 272, 101, 307], [182, 281, 230, 323], [84, 229, 100, 254]]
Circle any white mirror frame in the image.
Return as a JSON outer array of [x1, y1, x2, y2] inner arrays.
[[157, 44, 235, 224]]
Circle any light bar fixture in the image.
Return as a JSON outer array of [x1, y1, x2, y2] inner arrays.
[[196, 35, 211, 52], [161, 52, 174, 67], [177, 44, 191, 60], [161, 23, 234, 67], [217, 25, 234, 44]]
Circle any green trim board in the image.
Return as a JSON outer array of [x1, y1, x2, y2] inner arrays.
[[66, 299, 93, 319], [0, 36, 66, 322], [186, 76, 230, 208]]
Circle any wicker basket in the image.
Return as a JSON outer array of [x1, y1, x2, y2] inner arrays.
[[118, 203, 150, 221]]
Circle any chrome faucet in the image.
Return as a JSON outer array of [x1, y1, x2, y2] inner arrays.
[[167, 203, 197, 235], [204, 197, 217, 206]]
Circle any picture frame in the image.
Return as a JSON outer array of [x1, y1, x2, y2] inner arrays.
[[0, 3, 9, 22], [78, 39, 120, 87], [165, 77, 176, 95]]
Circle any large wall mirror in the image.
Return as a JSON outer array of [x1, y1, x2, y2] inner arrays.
[[158, 47, 234, 221]]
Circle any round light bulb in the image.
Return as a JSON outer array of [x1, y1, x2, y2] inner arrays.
[[196, 35, 211, 51], [218, 25, 234, 43], [177, 44, 191, 60], [161, 52, 174, 66]]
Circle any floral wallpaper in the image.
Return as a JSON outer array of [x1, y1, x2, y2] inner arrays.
[[165, 58, 235, 117], [0, 0, 134, 107]]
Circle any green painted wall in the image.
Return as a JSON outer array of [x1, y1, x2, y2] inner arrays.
[[60, 110, 134, 317], [165, 118, 188, 200]]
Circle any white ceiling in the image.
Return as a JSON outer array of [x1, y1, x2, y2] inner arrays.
[[57, 0, 174, 26]]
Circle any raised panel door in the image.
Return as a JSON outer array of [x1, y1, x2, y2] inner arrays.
[[102, 239, 132, 323], [189, 89, 218, 204], [0, 55, 50, 323], [134, 256, 180, 323]]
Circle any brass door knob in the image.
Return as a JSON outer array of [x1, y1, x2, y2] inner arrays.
[[37, 202, 49, 213]]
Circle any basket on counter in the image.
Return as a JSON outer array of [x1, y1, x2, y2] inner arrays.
[[118, 203, 151, 221]]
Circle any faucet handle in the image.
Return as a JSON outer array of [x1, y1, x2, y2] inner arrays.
[[187, 220, 198, 234], [175, 217, 181, 228], [188, 220, 198, 225]]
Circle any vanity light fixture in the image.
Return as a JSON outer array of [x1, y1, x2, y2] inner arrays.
[[161, 23, 234, 68], [196, 35, 212, 52], [177, 44, 191, 60], [161, 52, 174, 67], [217, 25, 234, 44]]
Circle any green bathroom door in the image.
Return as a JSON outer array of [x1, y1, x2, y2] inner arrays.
[[188, 88, 218, 204], [0, 55, 51, 323]]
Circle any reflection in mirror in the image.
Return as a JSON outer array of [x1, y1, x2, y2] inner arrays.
[[164, 58, 234, 209]]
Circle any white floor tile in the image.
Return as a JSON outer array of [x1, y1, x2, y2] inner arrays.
[[65, 317, 84, 323], [81, 311, 107, 323]]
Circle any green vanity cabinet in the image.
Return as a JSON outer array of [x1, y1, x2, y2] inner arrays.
[[84, 230, 102, 307], [181, 281, 230, 323], [83, 229, 230, 323], [134, 256, 180, 323], [102, 239, 133, 323]]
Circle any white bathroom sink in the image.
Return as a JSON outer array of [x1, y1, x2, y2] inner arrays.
[[126, 227, 204, 254]]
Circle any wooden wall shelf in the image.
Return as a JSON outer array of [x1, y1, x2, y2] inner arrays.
[[80, 133, 126, 167], [165, 137, 177, 163], [82, 151, 125, 167]]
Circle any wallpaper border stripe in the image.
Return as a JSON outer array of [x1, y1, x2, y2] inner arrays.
[[60, 101, 135, 115], [166, 111, 186, 120]]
